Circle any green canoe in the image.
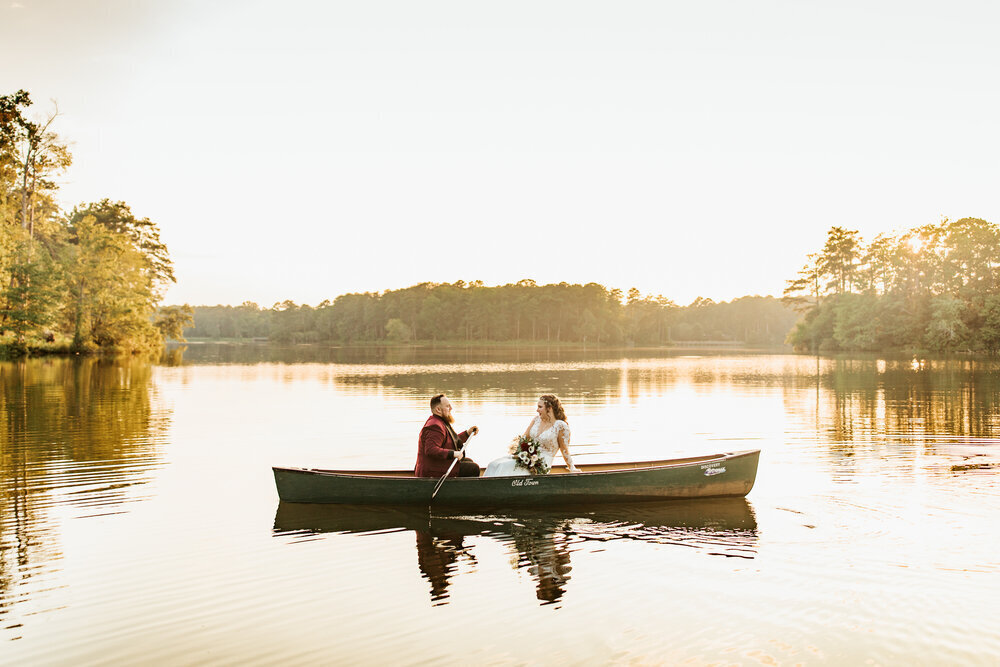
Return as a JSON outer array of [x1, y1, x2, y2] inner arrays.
[[272, 449, 759, 506]]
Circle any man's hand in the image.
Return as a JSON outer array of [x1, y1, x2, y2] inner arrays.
[[467, 426, 479, 436], [454, 449, 464, 460]]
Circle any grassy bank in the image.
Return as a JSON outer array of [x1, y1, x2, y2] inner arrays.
[[0, 332, 161, 359], [0, 340, 76, 358]]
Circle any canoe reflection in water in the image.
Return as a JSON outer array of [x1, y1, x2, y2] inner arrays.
[[273, 499, 758, 606]]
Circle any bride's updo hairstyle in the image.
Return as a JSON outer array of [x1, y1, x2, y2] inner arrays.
[[539, 394, 568, 422]]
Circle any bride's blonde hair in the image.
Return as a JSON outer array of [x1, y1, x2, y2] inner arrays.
[[539, 394, 567, 422]]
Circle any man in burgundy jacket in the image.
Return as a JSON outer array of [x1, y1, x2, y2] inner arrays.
[[415, 394, 481, 478]]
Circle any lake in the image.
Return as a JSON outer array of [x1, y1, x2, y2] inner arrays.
[[2, 345, 999, 664]]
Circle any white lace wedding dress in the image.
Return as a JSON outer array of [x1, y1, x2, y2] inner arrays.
[[484, 417, 571, 477]]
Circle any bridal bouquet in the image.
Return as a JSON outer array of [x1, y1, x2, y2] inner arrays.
[[509, 435, 551, 475]]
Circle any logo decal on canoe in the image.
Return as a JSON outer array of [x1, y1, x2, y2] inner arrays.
[[701, 463, 726, 476], [511, 478, 540, 487]]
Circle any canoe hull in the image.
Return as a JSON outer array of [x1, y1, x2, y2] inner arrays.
[[273, 449, 759, 506]]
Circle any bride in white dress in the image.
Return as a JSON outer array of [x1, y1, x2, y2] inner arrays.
[[484, 394, 581, 476]]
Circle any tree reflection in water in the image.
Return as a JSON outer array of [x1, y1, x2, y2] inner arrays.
[[0, 358, 167, 637], [272, 499, 758, 607]]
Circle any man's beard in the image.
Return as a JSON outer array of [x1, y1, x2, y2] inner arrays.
[[443, 413, 455, 425]]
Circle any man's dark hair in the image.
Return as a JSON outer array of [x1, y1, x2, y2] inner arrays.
[[430, 393, 446, 411]]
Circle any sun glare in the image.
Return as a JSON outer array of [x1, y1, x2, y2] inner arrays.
[[907, 236, 924, 254]]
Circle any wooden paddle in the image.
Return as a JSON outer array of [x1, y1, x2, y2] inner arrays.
[[430, 426, 477, 501]]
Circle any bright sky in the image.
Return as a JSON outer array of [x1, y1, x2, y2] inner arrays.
[[3, 1, 998, 307]]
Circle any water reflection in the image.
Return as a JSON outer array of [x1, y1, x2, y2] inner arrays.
[[0, 358, 168, 638], [160, 345, 187, 367], [272, 499, 758, 606], [3, 346, 998, 662], [415, 527, 476, 605], [781, 356, 1000, 477], [826, 357, 1000, 439], [174, 344, 1000, 445], [171, 344, 1000, 477], [506, 516, 573, 604]]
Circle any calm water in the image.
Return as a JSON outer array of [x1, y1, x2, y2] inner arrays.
[[2, 345, 999, 664]]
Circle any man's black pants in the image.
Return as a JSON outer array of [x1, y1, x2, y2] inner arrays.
[[457, 458, 481, 477]]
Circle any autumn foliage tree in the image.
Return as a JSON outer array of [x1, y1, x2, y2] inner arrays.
[[0, 90, 176, 355]]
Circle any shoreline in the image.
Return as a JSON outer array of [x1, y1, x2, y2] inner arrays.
[[8, 337, 997, 360]]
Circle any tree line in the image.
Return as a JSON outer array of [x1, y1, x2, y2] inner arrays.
[[181, 282, 798, 346], [783, 218, 1000, 352], [0, 89, 188, 356]]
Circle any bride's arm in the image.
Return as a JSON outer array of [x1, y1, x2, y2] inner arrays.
[[523, 416, 537, 438], [557, 425, 580, 473]]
